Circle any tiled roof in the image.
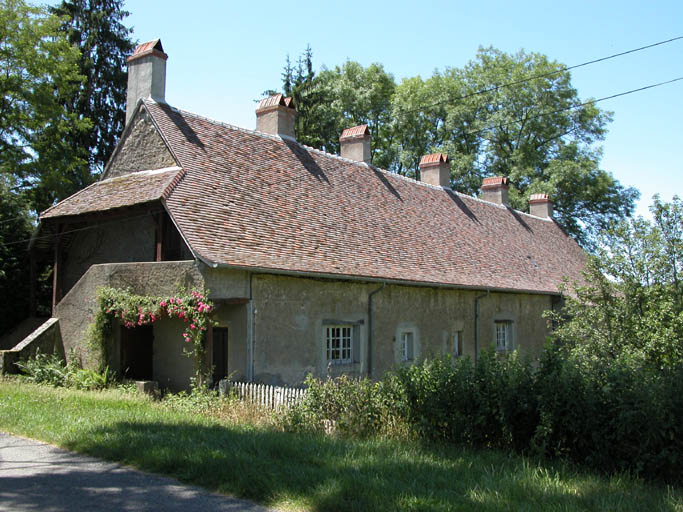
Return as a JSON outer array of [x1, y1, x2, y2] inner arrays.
[[140, 100, 586, 294], [127, 39, 167, 63], [340, 124, 370, 141], [40, 167, 184, 219], [529, 193, 551, 203], [419, 153, 448, 166], [482, 176, 509, 188], [256, 94, 294, 111]]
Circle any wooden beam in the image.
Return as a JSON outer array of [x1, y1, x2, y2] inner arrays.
[[51, 228, 62, 315]]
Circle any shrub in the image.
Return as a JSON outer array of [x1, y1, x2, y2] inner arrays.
[[286, 374, 401, 437], [285, 348, 682, 483], [16, 350, 113, 390], [16, 350, 70, 386]]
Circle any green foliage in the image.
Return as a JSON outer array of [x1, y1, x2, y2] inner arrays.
[[3, 380, 679, 512], [40, 0, 134, 207], [286, 374, 403, 438], [0, 176, 33, 333], [288, 349, 682, 483], [0, 0, 87, 204], [550, 195, 683, 369], [88, 286, 217, 387], [271, 46, 637, 246], [16, 349, 113, 390]]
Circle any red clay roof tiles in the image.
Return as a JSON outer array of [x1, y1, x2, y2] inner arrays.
[[340, 124, 370, 140], [481, 176, 509, 189], [419, 153, 449, 167], [39, 99, 586, 294], [40, 167, 183, 219], [140, 100, 585, 294], [127, 39, 167, 63], [529, 193, 551, 203]]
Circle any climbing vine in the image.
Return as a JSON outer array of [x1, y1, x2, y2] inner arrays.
[[88, 287, 216, 387]]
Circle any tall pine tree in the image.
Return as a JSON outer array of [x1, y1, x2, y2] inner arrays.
[[37, 0, 134, 211]]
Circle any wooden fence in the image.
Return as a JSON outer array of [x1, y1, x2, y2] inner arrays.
[[224, 380, 307, 410]]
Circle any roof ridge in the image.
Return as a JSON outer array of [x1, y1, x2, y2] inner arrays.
[[98, 166, 181, 185], [145, 99, 552, 222]]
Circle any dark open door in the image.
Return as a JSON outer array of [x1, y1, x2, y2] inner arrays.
[[120, 324, 153, 380], [212, 327, 228, 383]]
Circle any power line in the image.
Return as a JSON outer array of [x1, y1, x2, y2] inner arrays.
[[3, 71, 681, 249], [397, 35, 683, 115], [0, 209, 164, 249], [465, 76, 683, 139]]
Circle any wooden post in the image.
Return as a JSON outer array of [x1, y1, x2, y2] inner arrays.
[[29, 248, 37, 317], [154, 212, 165, 262], [51, 230, 62, 316]]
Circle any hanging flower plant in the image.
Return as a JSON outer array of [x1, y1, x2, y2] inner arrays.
[[88, 287, 217, 387]]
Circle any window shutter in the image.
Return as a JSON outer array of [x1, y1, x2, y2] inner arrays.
[[352, 324, 360, 363]]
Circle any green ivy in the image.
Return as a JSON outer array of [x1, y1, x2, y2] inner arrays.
[[87, 286, 216, 387]]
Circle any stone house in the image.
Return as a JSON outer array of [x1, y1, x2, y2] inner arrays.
[[12, 40, 586, 389]]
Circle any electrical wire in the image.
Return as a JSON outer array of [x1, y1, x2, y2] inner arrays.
[[0, 209, 164, 249], [397, 35, 683, 114]]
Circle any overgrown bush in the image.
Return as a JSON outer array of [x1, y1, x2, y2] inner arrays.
[[286, 348, 682, 483], [16, 350, 114, 390], [286, 374, 407, 438]]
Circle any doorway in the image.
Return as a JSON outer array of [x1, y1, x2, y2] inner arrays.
[[120, 324, 153, 380], [212, 327, 228, 383]]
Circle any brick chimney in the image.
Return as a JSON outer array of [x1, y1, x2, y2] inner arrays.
[[126, 39, 168, 125], [255, 94, 296, 139], [419, 153, 450, 188], [481, 176, 510, 206], [529, 193, 553, 218], [340, 125, 371, 164]]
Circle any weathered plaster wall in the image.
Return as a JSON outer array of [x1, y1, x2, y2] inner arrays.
[[106, 107, 176, 178], [0, 318, 63, 374], [210, 303, 249, 382], [200, 267, 250, 299], [250, 273, 554, 386], [153, 317, 195, 391], [252, 275, 371, 386], [62, 215, 157, 295], [55, 261, 203, 369]]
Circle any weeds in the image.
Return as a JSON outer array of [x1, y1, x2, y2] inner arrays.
[[16, 349, 114, 390]]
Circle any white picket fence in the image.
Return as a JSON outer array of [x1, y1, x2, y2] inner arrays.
[[224, 380, 307, 410]]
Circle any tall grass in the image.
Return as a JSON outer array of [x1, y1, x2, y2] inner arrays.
[[1, 378, 680, 512], [287, 348, 683, 483]]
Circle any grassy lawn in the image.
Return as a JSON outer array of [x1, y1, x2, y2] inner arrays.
[[0, 378, 680, 512]]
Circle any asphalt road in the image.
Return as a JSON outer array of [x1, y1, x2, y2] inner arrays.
[[0, 432, 274, 512]]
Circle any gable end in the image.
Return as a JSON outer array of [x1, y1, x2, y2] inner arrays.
[[103, 103, 177, 179]]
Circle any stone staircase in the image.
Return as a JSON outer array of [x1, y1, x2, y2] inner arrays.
[[0, 318, 62, 374]]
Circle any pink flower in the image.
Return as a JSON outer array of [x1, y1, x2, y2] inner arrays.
[[160, 300, 166, 307], [190, 323, 196, 329]]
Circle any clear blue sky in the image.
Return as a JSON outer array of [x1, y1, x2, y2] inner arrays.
[[122, 0, 682, 218]]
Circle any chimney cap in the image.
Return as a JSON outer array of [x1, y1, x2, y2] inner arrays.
[[256, 94, 296, 112], [127, 39, 167, 63], [419, 153, 449, 167], [340, 124, 370, 142], [481, 176, 509, 189], [529, 193, 551, 203]]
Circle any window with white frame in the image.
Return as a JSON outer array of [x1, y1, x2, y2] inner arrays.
[[400, 330, 414, 362], [326, 325, 353, 364], [453, 330, 463, 357], [495, 321, 513, 351]]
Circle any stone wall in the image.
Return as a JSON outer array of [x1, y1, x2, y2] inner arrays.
[[249, 273, 554, 386], [105, 107, 176, 179], [62, 215, 157, 295], [0, 318, 62, 374], [55, 261, 204, 370]]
